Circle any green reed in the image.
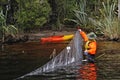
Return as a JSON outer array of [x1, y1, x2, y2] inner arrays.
[[90, 0, 119, 40]]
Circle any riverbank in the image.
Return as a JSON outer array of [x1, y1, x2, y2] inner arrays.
[[0, 29, 120, 44], [27, 30, 76, 42]]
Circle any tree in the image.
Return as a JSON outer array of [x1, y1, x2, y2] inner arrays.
[[48, 0, 77, 30], [14, 0, 51, 31]]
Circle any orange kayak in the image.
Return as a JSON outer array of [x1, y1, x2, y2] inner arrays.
[[40, 34, 74, 44]]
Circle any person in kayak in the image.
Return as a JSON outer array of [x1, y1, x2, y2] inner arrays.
[[78, 29, 97, 63]]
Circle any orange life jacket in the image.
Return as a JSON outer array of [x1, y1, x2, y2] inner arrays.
[[79, 30, 97, 55], [79, 31, 88, 42], [85, 40, 97, 55]]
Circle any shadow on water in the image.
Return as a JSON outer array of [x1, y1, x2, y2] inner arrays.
[[0, 41, 120, 80]]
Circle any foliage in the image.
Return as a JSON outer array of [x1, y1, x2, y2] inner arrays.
[[0, 10, 6, 26], [0, 10, 18, 37], [61, 0, 77, 19], [2, 25, 18, 37], [0, 10, 5, 38], [0, 0, 119, 40], [0, 0, 8, 4], [66, 0, 92, 28], [49, 0, 77, 30], [14, 0, 51, 30], [90, 0, 119, 39]]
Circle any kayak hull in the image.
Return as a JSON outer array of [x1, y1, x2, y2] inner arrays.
[[40, 34, 74, 43]]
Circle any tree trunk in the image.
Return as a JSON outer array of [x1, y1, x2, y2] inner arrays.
[[48, 0, 58, 26]]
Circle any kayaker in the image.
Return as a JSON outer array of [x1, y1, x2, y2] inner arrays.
[[78, 29, 97, 63]]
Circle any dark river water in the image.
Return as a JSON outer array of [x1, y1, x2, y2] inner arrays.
[[0, 41, 120, 80]]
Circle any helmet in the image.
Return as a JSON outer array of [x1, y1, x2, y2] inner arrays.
[[87, 32, 97, 39]]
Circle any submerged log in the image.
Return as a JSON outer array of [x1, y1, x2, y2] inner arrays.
[[3, 35, 29, 44]]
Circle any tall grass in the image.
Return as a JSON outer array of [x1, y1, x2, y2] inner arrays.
[[67, 0, 90, 28], [0, 10, 18, 41], [90, 0, 119, 40], [2, 25, 18, 37], [73, 0, 87, 27]]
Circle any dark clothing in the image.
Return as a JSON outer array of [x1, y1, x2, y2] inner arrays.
[[84, 52, 95, 63], [87, 54, 95, 63]]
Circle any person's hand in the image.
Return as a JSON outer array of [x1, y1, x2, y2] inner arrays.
[[78, 29, 81, 32], [84, 50, 88, 55]]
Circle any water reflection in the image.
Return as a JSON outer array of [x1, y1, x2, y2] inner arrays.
[[22, 63, 97, 80], [77, 63, 97, 80]]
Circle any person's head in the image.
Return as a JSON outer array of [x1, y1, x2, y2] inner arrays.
[[87, 32, 97, 41]]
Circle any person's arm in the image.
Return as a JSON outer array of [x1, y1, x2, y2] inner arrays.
[[79, 30, 88, 42]]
